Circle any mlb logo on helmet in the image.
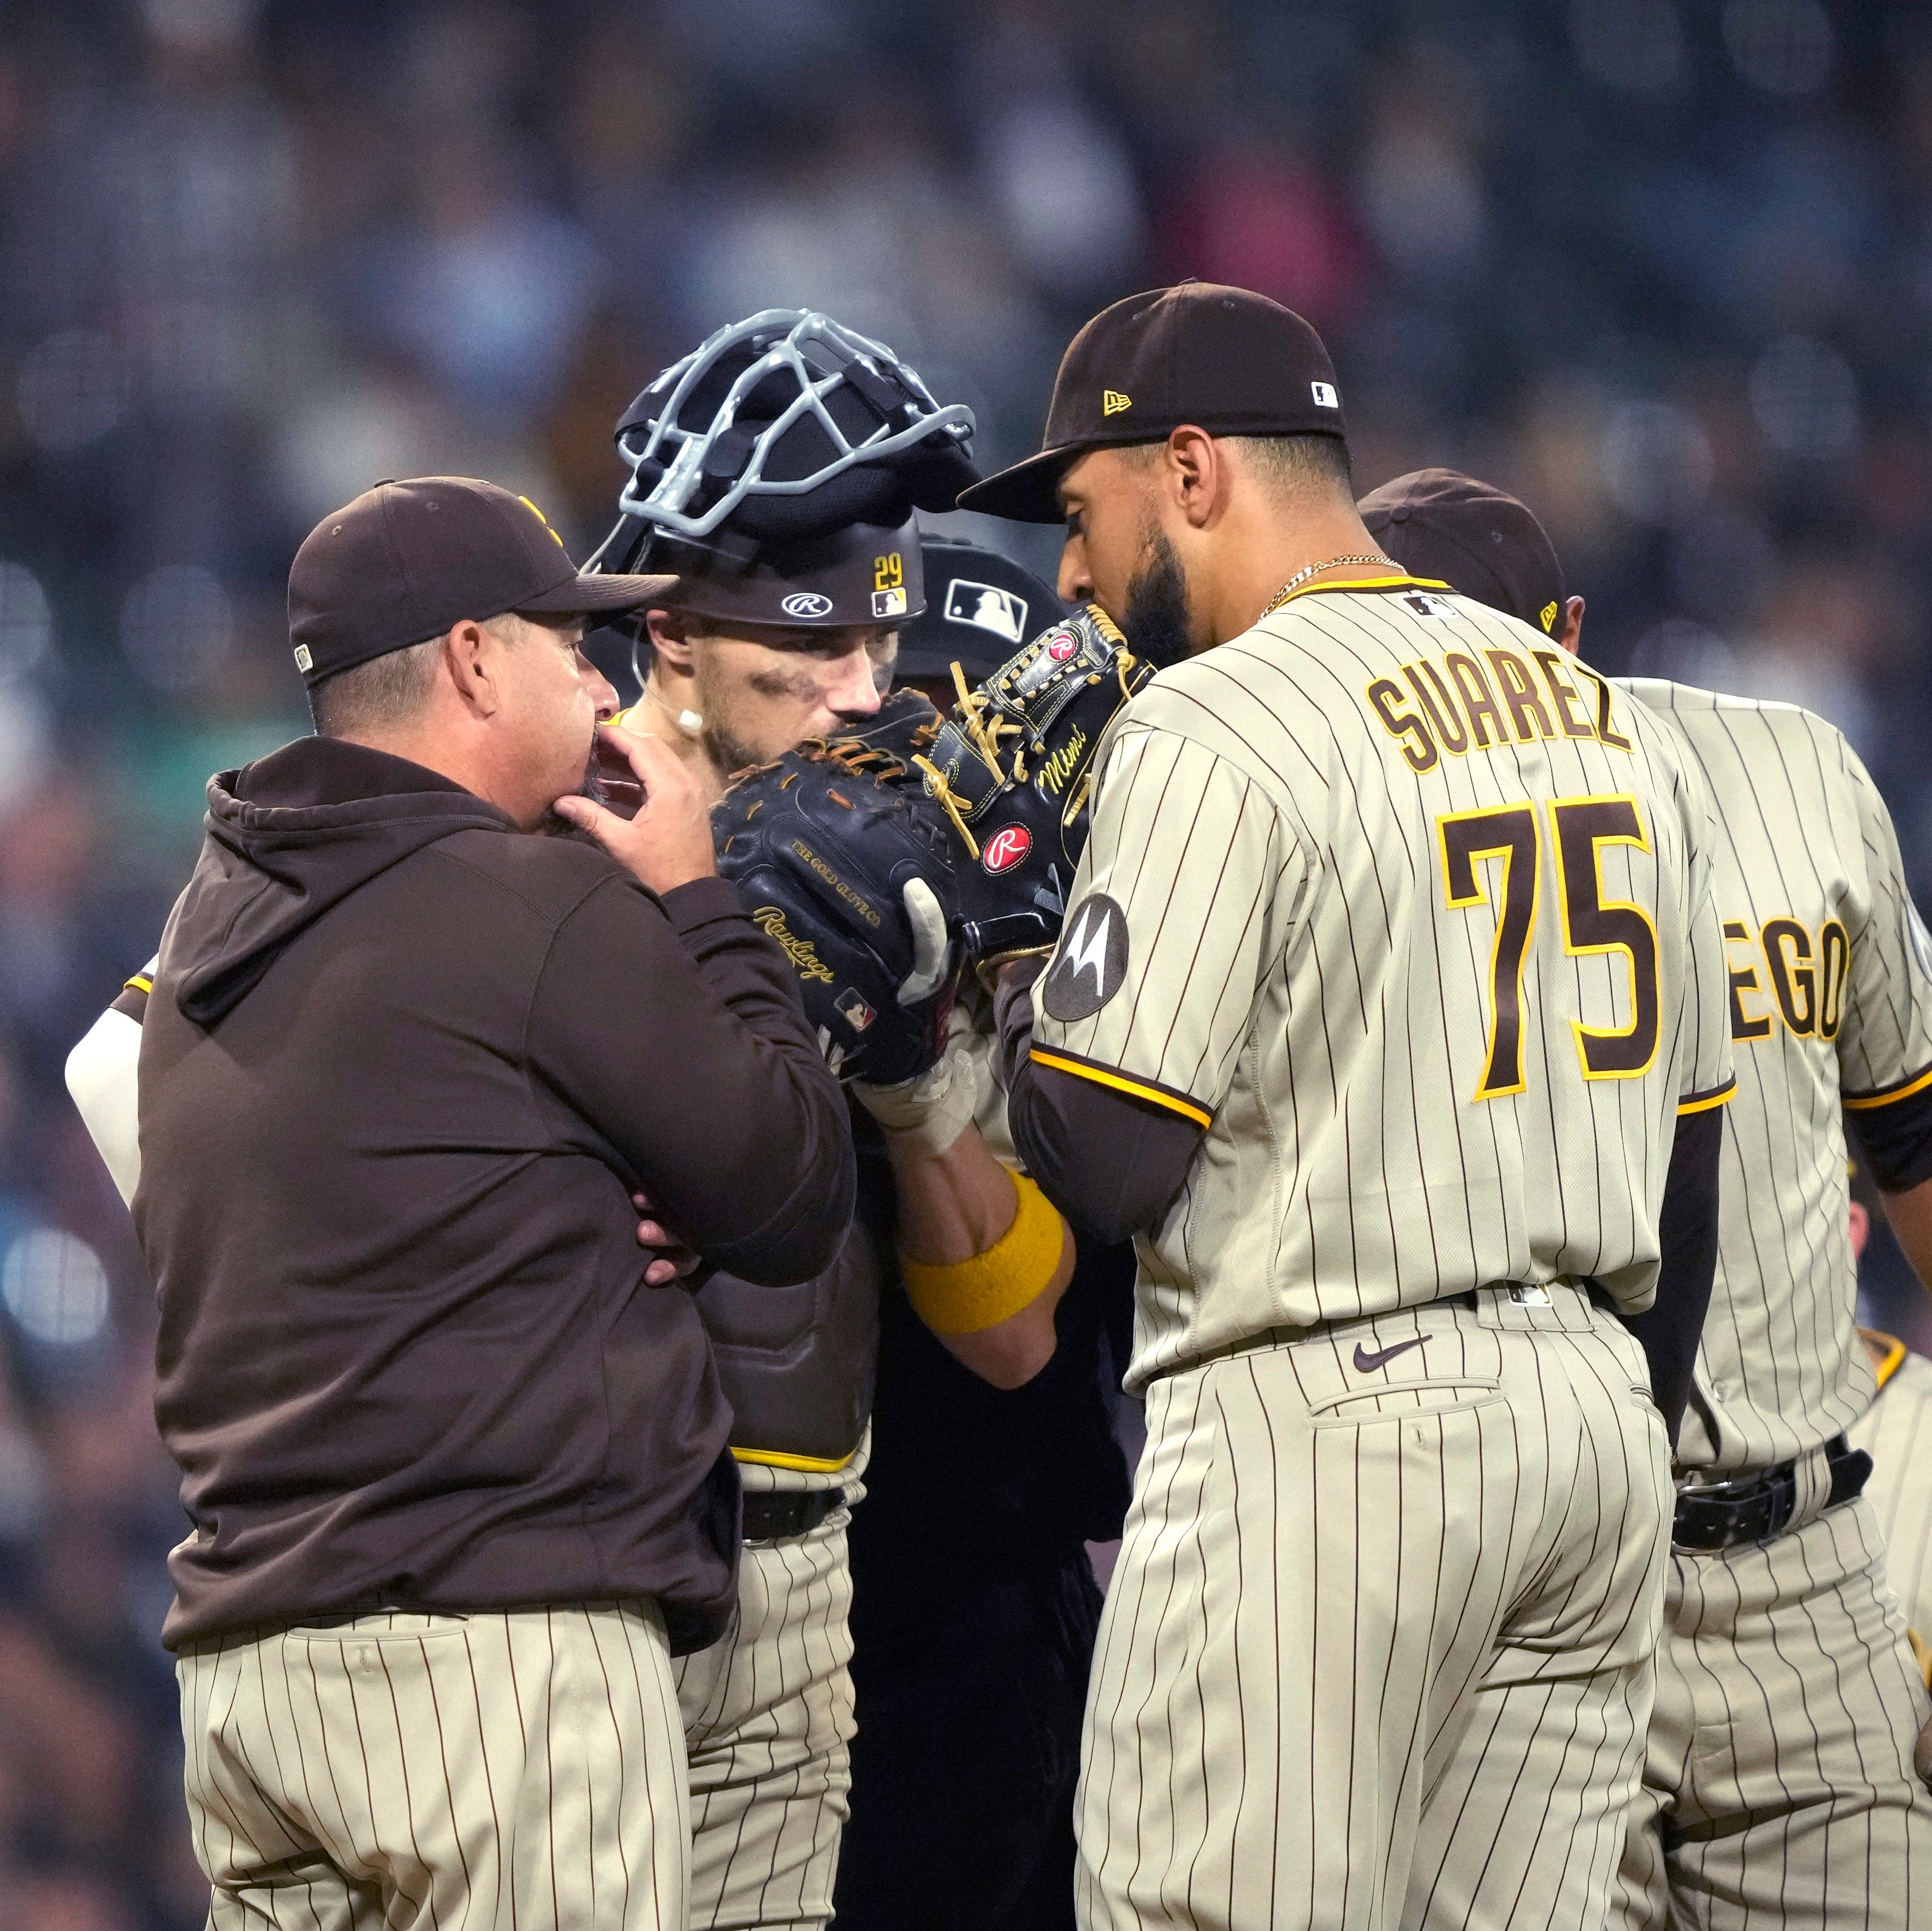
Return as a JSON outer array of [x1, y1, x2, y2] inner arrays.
[[872, 549, 907, 620], [1311, 381, 1339, 408], [944, 580, 1028, 646], [981, 825, 1032, 874]]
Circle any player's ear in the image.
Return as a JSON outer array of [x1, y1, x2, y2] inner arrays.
[[645, 607, 697, 674], [1557, 595, 1586, 655], [1168, 426, 1219, 530]]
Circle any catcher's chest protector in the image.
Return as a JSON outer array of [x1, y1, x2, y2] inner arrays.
[[691, 1219, 881, 1470]]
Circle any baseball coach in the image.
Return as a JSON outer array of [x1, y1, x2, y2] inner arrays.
[[138, 477, 856, 1930]]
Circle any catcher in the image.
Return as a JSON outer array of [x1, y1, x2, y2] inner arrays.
[[573, 310, 1133, 1931]]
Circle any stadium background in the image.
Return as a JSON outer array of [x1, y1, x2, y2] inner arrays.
[[0, 1, 1925, 1922]]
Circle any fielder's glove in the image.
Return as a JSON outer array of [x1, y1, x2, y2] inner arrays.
[[910, 604, 1151, 971], [715, 737, 961, 1083]]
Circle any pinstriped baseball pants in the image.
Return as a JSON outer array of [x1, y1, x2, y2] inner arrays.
[[1076, 1289, 1672, 1931], [178, 1602, 689, 1930], [1608, 1492, 1932, 1931], [674, 1504, 857, 1930]]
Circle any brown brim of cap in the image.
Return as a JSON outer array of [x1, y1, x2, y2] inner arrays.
[[955, 445, 1088, 524], [520, 569, 680, 615]]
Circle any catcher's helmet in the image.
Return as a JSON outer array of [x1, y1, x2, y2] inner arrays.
[[896, 536, 1067, 683], [590, 310, 977, 634]]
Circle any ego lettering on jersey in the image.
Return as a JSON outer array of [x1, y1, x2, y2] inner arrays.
[[1364, 643, 1632, 777], [1043, 894, 1129, 1023]]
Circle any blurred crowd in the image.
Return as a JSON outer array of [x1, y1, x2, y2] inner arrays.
[[0, 0, 1928, 1922]]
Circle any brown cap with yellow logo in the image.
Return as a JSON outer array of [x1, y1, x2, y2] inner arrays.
[[957, 282, 1348, 524], [648, 515, 926, 633], [286, 477, 675, 687], [1359, 468, 1568, 638]]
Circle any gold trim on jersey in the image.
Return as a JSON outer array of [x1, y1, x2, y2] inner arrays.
[[1029, 1046, 1213, 1130], [1862, 1330, 1908, 1392], [1676, 1077, 1736, 1115], [1265, 573, 1451, 611], [1843, 1060, 1932, 1110], [730, 1445, 857, 1473]]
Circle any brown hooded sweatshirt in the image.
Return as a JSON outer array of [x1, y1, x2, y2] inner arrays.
[[137, 736, 853, 1653]]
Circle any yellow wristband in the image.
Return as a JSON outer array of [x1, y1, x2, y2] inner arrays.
[[899, 1170, 1067, 1336]]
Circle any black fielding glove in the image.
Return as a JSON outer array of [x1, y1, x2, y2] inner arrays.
[[714, 736, 963, 1083], [910, 605, 1152, 973]]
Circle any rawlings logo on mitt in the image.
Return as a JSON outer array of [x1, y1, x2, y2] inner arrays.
[[909, 604, 1150, 967], [714, 705, 962, 1084]]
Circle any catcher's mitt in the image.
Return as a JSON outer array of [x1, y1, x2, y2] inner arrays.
[[910, 604, 1151, 967], [809, 687, 944, 777], [715, 736, 961, 1083]]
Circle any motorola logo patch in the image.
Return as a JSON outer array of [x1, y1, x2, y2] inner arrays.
[[1042, 894, 1129, 1022]]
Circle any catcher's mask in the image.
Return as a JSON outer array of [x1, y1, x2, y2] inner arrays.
[[590, 311, 976, 689], [593, 308, 976, 568]]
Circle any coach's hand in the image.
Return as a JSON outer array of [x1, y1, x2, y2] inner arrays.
[[555, 723, 716, 895], [632, 1190, 702, 1287]]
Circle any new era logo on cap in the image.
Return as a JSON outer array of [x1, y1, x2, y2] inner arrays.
[[961, 284, 1351, 524]]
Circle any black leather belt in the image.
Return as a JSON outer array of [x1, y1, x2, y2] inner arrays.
[[741, 1488, 844, 1542], [1672, 1436, 1871, 1553]]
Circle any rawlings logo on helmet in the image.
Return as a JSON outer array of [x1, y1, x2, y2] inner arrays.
[[981, 825, 1032, 874], [782, 592, 834, 619]]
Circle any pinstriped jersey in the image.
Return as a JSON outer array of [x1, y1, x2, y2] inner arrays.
[[1029, 580, 1734, 1388], [1848, 1337, 1932, 1640], [1621, 679, 1932, 1470]]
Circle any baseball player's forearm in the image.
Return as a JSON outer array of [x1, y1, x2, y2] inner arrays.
[[66, 1004, 143, 1206], [1876, 1173, 1932, 1300], [888, 1125, 1075, 1388], [993, 959, 1199, 1243], [1621, 1105, 1725, 1445]]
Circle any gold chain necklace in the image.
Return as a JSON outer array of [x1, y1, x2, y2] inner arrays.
[[1261, 553, 1399, 616]]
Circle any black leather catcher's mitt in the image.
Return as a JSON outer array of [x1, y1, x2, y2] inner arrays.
[[714, 724, 961, 1084], [910, 604, 1151, 968]]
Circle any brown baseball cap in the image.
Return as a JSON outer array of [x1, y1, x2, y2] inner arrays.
[[958, 282, 1348, 524], [286, 477, 676, 687], [1359, 468, 1568, 638]]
